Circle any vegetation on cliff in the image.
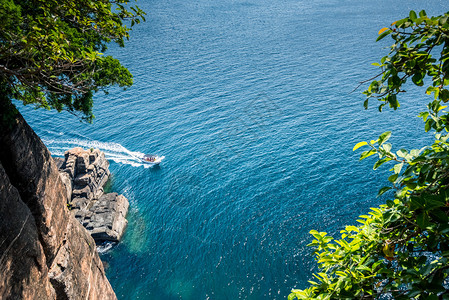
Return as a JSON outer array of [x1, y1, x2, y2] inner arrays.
[[0, 0, 145, 122], [290, 10, 449, 299]]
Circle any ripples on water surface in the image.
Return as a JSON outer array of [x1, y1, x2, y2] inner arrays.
[[20, 0, 447, 299]]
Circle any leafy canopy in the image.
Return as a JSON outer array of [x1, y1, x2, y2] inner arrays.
[[0, 0, 145, 122], [290, 10, 449, 300]]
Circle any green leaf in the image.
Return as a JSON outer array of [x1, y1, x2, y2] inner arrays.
[[430, 209, 448, 223], [417, 213, 430, 229], [396, 149, 407, 158], [373, 157, 391, 170], [419, 10, 427, 17], [409, 196, 424, 210], [423, 195, 445, 210], [388, 174, 399, 182], [405, 181, 417, 189], [382, 143, 392, 153], [425, 119, 433, 132], [360, 149, 377, 160], [426, 86, 436, 95], [393, 163, 403, 174], [376, 29, 392, 41], [412, 73, 423, 86], [309, 230, 320, 239], [288, 293, 297, 300], [378, 131, 392, 145], [363, 99, 369, 109], [336, 271, 347, 277], [387, 94, 399, 109], [440, 89, 449, 102], [378, 186, 392, 196], [418, 111, 429, 121], [409, 10, 417, 21], [409, 149, 420, 157], [393, 18, 407, 27]]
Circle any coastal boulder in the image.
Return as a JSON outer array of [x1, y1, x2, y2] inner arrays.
[[78, 193, 129, 243], [57, 147, 129, 245]]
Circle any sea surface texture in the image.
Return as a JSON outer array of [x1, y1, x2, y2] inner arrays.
[[19, 0, 447, 299]]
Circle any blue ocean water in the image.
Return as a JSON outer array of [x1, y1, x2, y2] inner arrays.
[[19, 0, 448, 299]]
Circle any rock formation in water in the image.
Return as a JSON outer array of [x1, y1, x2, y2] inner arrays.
[[0, 111, 117, 299], [55, 148, 129, 244]]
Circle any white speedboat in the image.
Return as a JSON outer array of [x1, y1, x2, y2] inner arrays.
[[141, 154, 165, 165]]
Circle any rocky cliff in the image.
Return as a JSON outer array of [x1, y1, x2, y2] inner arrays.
[[56, 148, 129, 244], [0, 111, 117, 299]]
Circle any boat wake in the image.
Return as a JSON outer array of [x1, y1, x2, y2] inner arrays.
[[43, 138, 159, 168]]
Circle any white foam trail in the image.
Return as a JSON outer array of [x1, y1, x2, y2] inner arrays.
[[43, 138, 158, 168], [97, 242, 116, 254]]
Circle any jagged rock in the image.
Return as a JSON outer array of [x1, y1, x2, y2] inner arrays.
[[82, 193, 129, 243], [59, 172, 73, 201], [0, 111, 117, 299], [48, 216, 115, 300], [76, 152, 89, 174], [53, 157, 65, 169], [55, 157, 73, 201], [94, 186, 105, 201], [59, 148, 110, 205], [71, 197, 89, 211], [56, 147, 129, 245], [74, 173, 91, 186], [72, 185, 92, 201], [63, 153, 77, 179], [0, 162, 55, 299]]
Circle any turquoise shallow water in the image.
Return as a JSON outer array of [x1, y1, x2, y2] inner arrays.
[[19, 0, 447, 299]]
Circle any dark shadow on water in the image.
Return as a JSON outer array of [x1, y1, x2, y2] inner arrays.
[[149, 164, 161, 171]]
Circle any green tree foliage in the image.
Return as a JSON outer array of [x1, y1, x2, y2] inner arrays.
[[290, 10, 449, 300], [0, 0, 145, 122]]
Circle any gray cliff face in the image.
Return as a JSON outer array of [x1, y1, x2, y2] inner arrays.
[[56, 148, 129, 244], [0, 112, 117, 300]]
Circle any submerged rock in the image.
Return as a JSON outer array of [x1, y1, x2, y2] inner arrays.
[[57, 148, 129, 245]]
